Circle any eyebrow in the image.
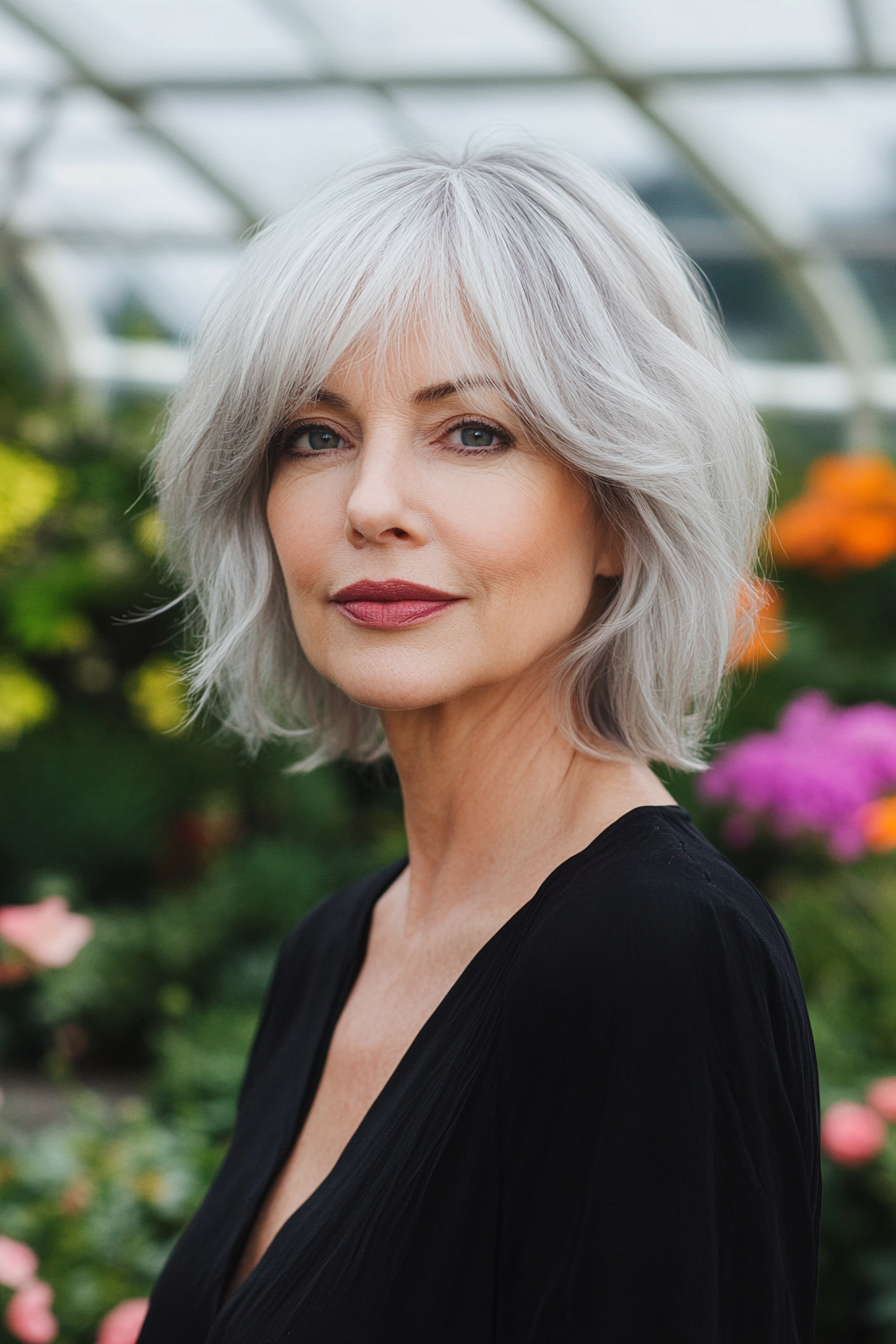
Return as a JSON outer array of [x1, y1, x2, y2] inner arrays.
[[309, 387, 349, 410], [305, 377, 496, 411], [411, 377, 495, 405]]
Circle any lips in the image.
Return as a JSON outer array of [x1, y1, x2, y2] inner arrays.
[[331, 580, 462, 629]]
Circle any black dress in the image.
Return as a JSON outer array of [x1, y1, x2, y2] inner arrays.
[[138, 806, 820, 1344]]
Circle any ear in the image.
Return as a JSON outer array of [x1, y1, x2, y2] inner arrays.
[[594, 519, 624, 579]]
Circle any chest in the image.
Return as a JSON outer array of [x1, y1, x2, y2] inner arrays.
[[305, 892, 515, 1143], [232, 915, 496, 1286], [301, 952, 458, 1141]]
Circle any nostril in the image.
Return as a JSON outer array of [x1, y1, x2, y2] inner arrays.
[[392, 528, 410, 540]]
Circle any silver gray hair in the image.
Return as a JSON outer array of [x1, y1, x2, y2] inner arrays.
[[154, 141, 769, 772]]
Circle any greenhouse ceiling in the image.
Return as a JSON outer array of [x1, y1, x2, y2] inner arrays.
[[1, 0, 896, 445]]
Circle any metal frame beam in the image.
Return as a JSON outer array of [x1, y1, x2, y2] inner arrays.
[[0, 85, 63, 227], [844, 0, 875, 69], [32, 65, 896, 101]]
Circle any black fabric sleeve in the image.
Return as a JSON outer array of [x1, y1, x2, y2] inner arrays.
[[494, 852, 820, 1344]]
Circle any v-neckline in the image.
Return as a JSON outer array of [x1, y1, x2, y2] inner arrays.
[[218, 856, 406, 1312], [219, 804, 686, 1316]]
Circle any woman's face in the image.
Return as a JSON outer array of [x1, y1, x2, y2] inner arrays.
[[266, 333, 621, 716]]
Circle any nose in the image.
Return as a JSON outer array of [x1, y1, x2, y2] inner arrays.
[[344, 431, 426, 549]]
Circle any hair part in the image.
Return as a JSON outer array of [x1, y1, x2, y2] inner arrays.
[[153, 139, 770, 772]]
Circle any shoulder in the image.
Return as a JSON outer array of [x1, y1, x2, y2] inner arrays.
[[250, 858, 405, 1048], [234, 858, 405, 1102], [528, 804, 792, 968], [276, 856, 406, 972], [505, 806, 806, 1037], [498, 808, 817, 1141]]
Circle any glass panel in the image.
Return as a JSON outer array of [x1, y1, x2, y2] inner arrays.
[[550, 0, 853, 71], [12, 88, 238, 235], [848, 261, 896, 358], [299, 0, 578, 76], [71, 245, 239, 338], [0, 8, 67, 82], [21, 0, 314, 81], [657, 81, 896, 233], [699, 258, 822, 360], [151, 88, 401, 214], [0, 93, 43, 170], [864, 0, 896, 62], [399, 81, 675, 181]]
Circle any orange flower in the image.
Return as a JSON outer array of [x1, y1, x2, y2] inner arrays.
[[770, 453, 896, 574], [810, 454, 896, 508], [730, 579, 787, 668], [860, 794, 896, 852]]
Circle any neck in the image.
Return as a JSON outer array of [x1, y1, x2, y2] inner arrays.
[[381, 670, 674, 932]]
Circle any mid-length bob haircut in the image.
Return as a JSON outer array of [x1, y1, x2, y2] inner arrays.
[[154, 140, 770, 773]]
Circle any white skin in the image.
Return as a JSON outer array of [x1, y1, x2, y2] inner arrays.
[[233, 329, 675, 1287]]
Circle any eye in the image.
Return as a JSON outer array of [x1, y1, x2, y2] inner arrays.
[[281, 422, 347, 456], [445, 420, 512, 454], [300, 424, 344, 452], [460, 425, 495, 448]]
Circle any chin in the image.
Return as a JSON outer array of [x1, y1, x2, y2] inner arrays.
[[338, 678, 456, 714], [321, 657, 468, 714]]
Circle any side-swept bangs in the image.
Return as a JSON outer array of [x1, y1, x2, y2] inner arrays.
[[153, 141, 770, 771]]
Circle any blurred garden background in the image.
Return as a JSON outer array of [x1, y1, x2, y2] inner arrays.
[[2, 0, 896, 1340]]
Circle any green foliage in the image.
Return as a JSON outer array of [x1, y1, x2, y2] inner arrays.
[[817, 1137, 896, 1344], [776, 861, 896, 1088], [0, 1094, 220, 1344], [154, 1005, 263, 1135], [32, 825, 396, 1069]]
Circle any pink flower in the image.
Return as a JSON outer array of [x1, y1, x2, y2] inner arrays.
[[0, 897, 93, 969], [821, 1100, 887, 1166], [700, 691, 896, 860], [866, 1076, 896, 1122], [0, 1237, 38, 1290], [96, 1298, 150, 1344], [5, 1280, 58, 1343]]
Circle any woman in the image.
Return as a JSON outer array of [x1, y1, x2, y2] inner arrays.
[[139, 143, 819, 1344]]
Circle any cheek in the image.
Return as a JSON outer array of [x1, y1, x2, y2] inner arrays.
[[445, 467, 597, 620], [266, 474, 341, 597]]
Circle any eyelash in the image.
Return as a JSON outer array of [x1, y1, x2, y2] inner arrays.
[[275, 416, 514, 460]]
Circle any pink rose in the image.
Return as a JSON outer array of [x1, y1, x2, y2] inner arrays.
[[0, 1237, 38, 1289], [866, 1076, 896, 1122], [96, 1298, 150, 1344], [5, 1280, 58, 1343], [821, 1100, 887, 1166], [0, 897, 93, 969]]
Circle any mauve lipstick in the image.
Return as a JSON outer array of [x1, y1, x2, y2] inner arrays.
[[332, 580, 462, 628]]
